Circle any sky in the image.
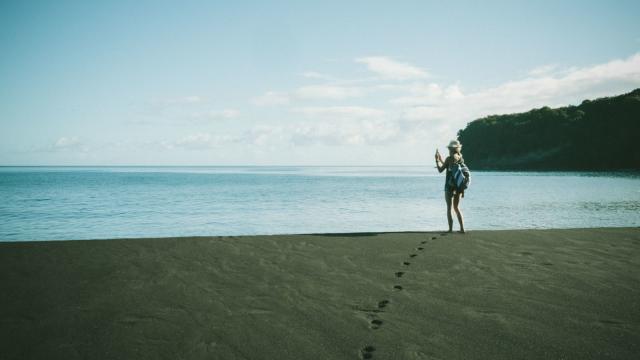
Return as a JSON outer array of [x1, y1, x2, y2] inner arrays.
[[1, 0, 639, 165]]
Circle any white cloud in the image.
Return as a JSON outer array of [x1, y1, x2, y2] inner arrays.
[[50, 137, 88, 152], [134, 53, 640, 162], [402, 106, 449, 121], [190, 109, 239, 120], [246, 126, 287, 146], [465, 53, 640, 114], [301, 71, 334, 80], [390, 84, 464, 106], [226, 116, 405, 148], [164, 133, 239, 150], [390, 83, 442, 105], [387, 52, 640, 149], [295, 85, 364, 100], [292, 106, 385, 119], [216, 109, 240, 118], [444, 84, 464, 100], [174, 133, 214, 150], [527, 64, 559, 77], [156, 95, 203, 105], [182, 96, 202, 103], [287, 118, 402, 146], [55, 137, 81, 148], [356, 56, 429, 80], [251, 91, 290, 106]]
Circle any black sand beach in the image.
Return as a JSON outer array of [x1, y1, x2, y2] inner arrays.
[[1, 228, 639, 359]]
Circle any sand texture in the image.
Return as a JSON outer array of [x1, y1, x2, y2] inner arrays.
[[1, 228, 639, 359]]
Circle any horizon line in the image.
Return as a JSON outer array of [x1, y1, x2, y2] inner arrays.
[[0, 164, 433, 167]]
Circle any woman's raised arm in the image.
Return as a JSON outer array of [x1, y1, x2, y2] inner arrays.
[[436, 156, 448, 173]]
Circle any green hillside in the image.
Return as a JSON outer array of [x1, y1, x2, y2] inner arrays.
[[457, 88, 640, 170]]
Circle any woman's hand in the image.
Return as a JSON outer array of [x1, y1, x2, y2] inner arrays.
[[435, 150, 446, 172]]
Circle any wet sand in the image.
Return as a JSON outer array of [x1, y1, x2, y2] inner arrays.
[[1, 228, 639, 359]]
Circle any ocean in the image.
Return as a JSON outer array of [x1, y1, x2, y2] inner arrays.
[[1, 166, 639, 241]]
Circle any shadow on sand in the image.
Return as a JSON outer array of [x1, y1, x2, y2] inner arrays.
[[307, 231, 428, 237]]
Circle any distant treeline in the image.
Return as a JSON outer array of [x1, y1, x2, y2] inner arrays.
[[457, 88, 640, 170]]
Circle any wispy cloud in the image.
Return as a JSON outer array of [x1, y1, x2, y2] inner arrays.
[[243, 53, 640, 152], [295, 85, 364, 100], [55, 136, 81, 148], [527, 64, 559, 77], [222, 119, 404, 148], [189, 109, 239, 121], [46, 136, 89, 152], [356, 56, 429, 80], [389, 83, 463, 106], [155, 95, 203, 105], [301, 71, 335, 80], [384, 52, 640, 149], [162, 133, 240, 150], [122, 53, 640, 161], [471, 53, 639, 113], [251, 91, 291, 106], [290, 119, 401, 146], [246, 126, 287, 146], [292, 106, 385, 119]]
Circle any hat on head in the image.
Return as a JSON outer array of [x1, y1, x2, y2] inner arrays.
[[447, 139, 462, 149]]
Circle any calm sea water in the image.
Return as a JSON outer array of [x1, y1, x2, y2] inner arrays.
[[1, 166, 639, 241]]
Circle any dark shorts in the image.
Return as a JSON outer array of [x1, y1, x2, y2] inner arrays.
[[445, 187, 454, 198], [445, 186, 463, 198]]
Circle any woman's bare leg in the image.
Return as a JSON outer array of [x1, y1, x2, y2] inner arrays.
[[453, 192, 465, 233], [445, 192, 453, 232]]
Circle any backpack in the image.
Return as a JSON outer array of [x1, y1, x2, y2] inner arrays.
[[448, 162, 470, 193]]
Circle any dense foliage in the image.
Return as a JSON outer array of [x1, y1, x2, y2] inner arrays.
[[457, 88, 640, 170]]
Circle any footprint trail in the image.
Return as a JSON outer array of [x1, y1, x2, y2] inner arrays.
[[354, 233, 442, 358]]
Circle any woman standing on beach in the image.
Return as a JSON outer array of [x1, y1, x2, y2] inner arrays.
[[435, 140, 469, 233]]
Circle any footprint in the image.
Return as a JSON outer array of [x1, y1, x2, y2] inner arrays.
[[409, 254, 417, 258], [417, 247, 424, 251], [431, 236, 437, 240], [377, 300, 389, 309], [393, 285, 403, 290], [361, 345, 375, 359], [421, 240, 427, 244], [353, 305, 384, 313], [370, 319, 383, 329], [395, 271, 405, 278], [403, 261, 410, 266], [599, 319, 624, 325]]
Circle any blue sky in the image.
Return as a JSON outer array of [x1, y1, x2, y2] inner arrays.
[[1, 0, 639, 165]]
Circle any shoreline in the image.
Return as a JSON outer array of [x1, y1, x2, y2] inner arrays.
[[1, 228, 639, 359], [3, 225, 640, 243]]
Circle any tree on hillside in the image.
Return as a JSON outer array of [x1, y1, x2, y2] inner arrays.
[[457, 89, 640, 170]]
